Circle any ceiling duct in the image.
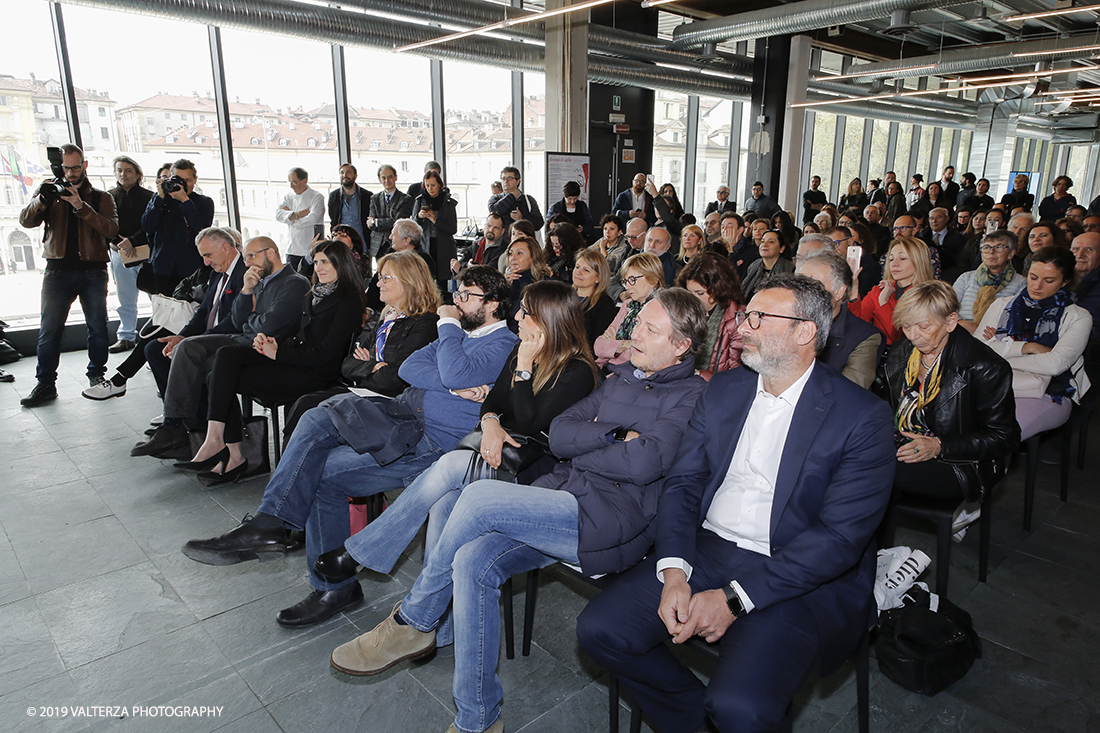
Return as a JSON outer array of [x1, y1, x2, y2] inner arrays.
[[828, 36, 1100, 81], [882, 9, 916, 37], [670, 0, 971, 50]]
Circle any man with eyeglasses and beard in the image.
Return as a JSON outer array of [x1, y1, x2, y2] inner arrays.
[[182, 265, 517, 629], [19, 143, 118, 407], [579, 275, 895, 733]]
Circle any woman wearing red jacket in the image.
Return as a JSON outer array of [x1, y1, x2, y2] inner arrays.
[[849, 236, 934, 344]]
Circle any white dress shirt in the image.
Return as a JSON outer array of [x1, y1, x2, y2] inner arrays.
[[631, 190, 646, 212], [274, 186, 326, 258], [657, 362, 816, 612]]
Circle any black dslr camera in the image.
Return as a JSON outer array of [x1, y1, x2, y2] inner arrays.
[[162, 175, 187, 194], [37, 146, 73, 204]]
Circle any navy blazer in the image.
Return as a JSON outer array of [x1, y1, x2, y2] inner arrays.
[[178, 256, 248, 338], [613, 189, 656, 227], [656, 364, 895, 671]]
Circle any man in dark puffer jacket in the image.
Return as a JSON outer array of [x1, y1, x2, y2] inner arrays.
[[327, 288, 708, 733]]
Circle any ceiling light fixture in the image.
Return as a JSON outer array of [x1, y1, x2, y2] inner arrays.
[[1039, 87, 1100, 95], [1012, 43, 1100, 58], [640, 0, 680, 7], [790, 64, 1098, 108], [1005, 4, 1100, 22], [395, 0, 616, 53]]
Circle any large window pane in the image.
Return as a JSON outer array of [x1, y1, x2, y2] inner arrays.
[[0, 4, 68, 324], [522, 72, 546, 213], [1067, 145, 1089, 197], [958, 130, 973, 174], [444, 60, 512, 233], [63, 5, 217, 330], [936, 129, 955, 175], [838, 116, 864, 197], [694, 97, 733, 219], [343, 45, 432, 217], [653, 89, 689, 209], [893, 123, 913, 182], [869, 120, 889, 182], [809, 112, 837, 199], [915, 126, 934, 181], [220, 28, 337, 244]]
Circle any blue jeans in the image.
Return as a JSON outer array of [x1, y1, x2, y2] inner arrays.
[[398, 480, 580, 733], [108, 250, 139, 342], [256, 406, 443, 592], [36, 268, 109, 387]]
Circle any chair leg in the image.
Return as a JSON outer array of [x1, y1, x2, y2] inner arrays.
[[271, 405, 282, 466], [1024, 436, 1040, 531], [629, 702, 642, 733], [1078, 416, 1089, 470], [856, 630, 870, 733], [935, 514, 952, 598], [502, 577, 514, 660], [1060, 420, 1071, 502], [978, 494, 992, 584], [522, 568, 539, 657], [608, 676, 619, 733]]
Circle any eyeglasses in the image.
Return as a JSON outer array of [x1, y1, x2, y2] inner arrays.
[[734, 310, 810, 330], [623, 275, 648, 286], [892, 225, 915, 232], [454, 289, 488, 303], [378, 274, 399, 284], [61, 164, 83, 173], [832, 237, 851, 247], [517, 304, 529, 319], [979, 244, 1011, 253], [245, 248, 272, 261], [501, 175, 518, 181], [626, 233, 645, 241]]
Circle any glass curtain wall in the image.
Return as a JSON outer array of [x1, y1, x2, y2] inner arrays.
[[522, 72, 547, 213], [653, 89, 689, 213], [694, 96, 733, 220]]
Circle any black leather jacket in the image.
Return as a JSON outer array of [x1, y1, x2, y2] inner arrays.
[[879, 327, 1020, 501]]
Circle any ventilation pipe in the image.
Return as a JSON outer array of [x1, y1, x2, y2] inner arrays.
[[670, 0, 971, 50]]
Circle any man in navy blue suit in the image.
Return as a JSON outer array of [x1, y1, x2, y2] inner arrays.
[[579, 275, 896, 733]]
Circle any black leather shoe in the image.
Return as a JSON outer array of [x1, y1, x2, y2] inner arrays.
[[287, 530, 306, 553], [109, 339, 136, 353], [276, 582, 364, 627], [20, 383, 57, 407], [198, 459, 249, 485], [131, 424, 189, 457], [0, 368, 14, 383], [314, 546, 361, 584], [181, 514, 293, 565]]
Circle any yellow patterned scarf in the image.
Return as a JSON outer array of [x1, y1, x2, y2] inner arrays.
[[895, 347, 943, 436]]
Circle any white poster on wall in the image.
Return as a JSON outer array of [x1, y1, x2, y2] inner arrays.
[[545, 152, 591, 211]]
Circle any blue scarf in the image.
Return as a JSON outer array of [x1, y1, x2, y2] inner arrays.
[[997, 288, 1075, 399]]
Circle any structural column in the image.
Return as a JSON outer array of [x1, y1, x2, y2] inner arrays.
[[545, 0, 588, 153], [747, 34, 793, 207], [969, 103, 1018, 192], [777, 35, 811, 217]]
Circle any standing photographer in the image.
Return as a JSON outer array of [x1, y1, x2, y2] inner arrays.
[[106, 155, 153, 353], [141, 158, 215, 295], [18, 144, 118, 407]]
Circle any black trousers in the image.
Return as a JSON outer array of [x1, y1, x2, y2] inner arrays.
[[207, 345, 332, 443]]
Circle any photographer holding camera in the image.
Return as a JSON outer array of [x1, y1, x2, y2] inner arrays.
[[141, 158, 215, 295], [18, 144, 119, 407]]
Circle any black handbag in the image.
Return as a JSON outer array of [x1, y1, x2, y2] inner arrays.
[[188, 416, 271, 486], [0, 321, 20, 364], [875, 586, 982, 695], [455, 425, 549, 484]]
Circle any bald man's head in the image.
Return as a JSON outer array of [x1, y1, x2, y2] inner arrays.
[[626, 218, 648, 250], [245, 236, 283, 278]]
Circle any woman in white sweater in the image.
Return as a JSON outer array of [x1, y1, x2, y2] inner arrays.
[[977, 246, 1092, 440]]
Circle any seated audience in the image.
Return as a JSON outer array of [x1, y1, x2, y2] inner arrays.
[[365, 218, 436, 313], [452, 214, 507, 274], [741, 228, 794, 299], [1072, 232, 1100, 384], [317, 280, 599, 597], [129, 237, 310, 456], [846, 221, 882, 298], [181, 266, 517, 627], [770, 210, 800, 248], [593, 214, 628, 272], [607, 218, 649, 301], [505, 236, 551, 329], [1015, 220, 1065, 275], [572, 248, 617, 348], [792, 233, 835, 265], [595, 252, 664, 368], [977, 246, 1092, 441], [796, 249, 883, 388], [1057, 217, 1085, 245], [676, 252, 744, 378], [329, 289, 708, 733], [643, 226, 680, 287], [578, 275, 895, 733], [329, 225, 372, 281], [545, 222, 586, 282], [880, 281, 1019, 532], [953, 230, 1024, 333], [851, 236, 934, 345], [283, 251, 441, 437], [178, 240, 366, 483]]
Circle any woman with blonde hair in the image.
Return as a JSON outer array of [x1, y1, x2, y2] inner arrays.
[[505, 236, 552, 328], [850, 236, 934, 344], [678, 224, 706, 263], [594, 252, 664, 367], [573, 248, 616, 347]]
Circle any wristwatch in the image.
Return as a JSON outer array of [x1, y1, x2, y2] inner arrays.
[[724, 584, 747, 617], [514, 369, 532, 381]]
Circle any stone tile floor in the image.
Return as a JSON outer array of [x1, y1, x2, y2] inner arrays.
[[2, 351, 1098, 733]]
